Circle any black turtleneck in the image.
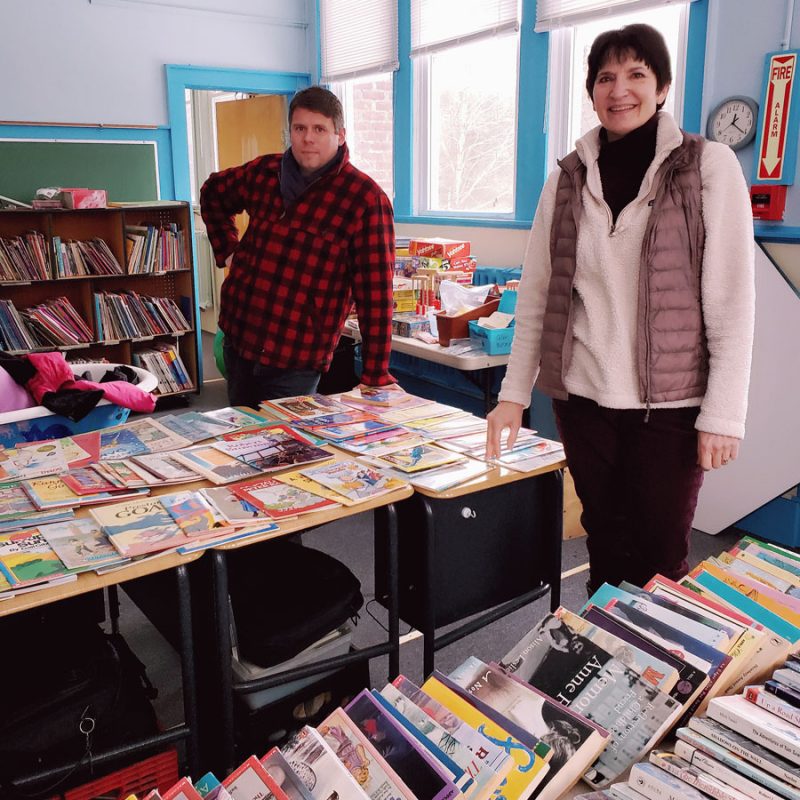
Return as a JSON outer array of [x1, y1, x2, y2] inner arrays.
[[598, 113, 659, 223]]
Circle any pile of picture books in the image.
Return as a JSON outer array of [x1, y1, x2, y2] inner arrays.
[[125, 222, 187, 274], [93, 289, 191, 341], [120, 533, 800, 800], [21, 295, 95, 346], [133, 343, 195, 394], [51, 234, 124, 276], [0, 230, 50, 281]]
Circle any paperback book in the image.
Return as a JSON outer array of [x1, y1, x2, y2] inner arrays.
[[62, 465, 123, 496], [374, 443, 464, 473], [261, 394, 351, 420], [170, 445, 262, 485], [0, 528, 70, 586], [260, 747, 315, 800], [230, 476, 339, 519], [200, 486, 275, 524], [130, 452, 205, 483], [212, 432, 333, 473], [98, 426, 150, 460], [39, 517, 126, 570], [300, 460, 407, 502]]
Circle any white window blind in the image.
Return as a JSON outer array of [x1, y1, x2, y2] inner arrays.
[[535, 0, 692, 32], [411, 0, 520, 57], [320, 0, 398, 82]]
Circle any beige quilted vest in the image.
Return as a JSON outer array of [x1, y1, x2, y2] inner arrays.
[[537, 132, 708, 405]]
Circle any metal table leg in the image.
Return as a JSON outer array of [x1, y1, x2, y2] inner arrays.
[[211, 550, 236, 774], [176, 563, 200, 776]]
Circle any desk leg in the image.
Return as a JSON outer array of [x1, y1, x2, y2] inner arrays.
[[541, 469, 564, 611], [421, 498, 438, 678], [211, 550, 236, 775], [482, 367, 494, 416], [176, 563, 200, 776], [375, 503, 401, 681]]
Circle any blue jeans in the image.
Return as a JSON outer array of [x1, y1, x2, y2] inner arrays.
[[223, 343, 321, 408]]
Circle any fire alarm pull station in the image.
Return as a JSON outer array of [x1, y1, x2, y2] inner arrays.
[[750, 184, 788, 220]]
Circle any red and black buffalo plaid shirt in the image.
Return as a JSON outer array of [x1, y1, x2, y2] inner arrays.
[[200, 145, 395, 385]]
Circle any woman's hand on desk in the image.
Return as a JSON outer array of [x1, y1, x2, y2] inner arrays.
[[486, 401, 525, 459]]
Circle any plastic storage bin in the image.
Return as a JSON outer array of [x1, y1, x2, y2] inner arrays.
[[0, 362, 157, 448], [736, 487, 800, 548], [468, 288, 518, 355]]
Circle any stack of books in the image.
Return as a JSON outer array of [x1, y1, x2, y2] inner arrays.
[[0, 231, 50, 280], [51, 235, 124, 276], [125, 222, 187, 273], [21, 295, 94, 346], [133, 343, 194, 394], [93, 289, 191, 341], [0, 298, 40, 351]]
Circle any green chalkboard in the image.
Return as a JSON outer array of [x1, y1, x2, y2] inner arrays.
[[0, 140, 159, 204]]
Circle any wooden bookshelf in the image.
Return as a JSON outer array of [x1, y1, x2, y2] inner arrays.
[[0, 204, 199, 397]]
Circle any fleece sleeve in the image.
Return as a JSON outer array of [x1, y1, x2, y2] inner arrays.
[[497, 170, 561, 408], [695, 142, 756, 439]]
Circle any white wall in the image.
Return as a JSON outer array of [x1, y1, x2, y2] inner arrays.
[[0, 0, 311, 127]]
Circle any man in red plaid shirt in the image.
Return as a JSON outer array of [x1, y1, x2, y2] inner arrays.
[[201, 86, 396, 406]]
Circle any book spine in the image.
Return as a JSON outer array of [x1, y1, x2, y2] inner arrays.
[[746, 686, 800, 727], [649, 752, 747, 800], [630, 763, 703, 800], [765, 679, 800, 709], [673, 740, 783, 800]]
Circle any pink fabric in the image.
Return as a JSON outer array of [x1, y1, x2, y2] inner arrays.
[[25, 353, 156, 413], [0, 366, 36, 413]]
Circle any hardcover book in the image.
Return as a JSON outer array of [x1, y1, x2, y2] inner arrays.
[[281, 725, 371, 799], [419, 673, 550, 800], [39, 517, 125, 570], [499, 612, 681, 787], [90, 496, 189, 557], [317, 707, 415, 800], [344, 689, 461, 800], [447, 656, 610, 800], [230, 476, 339, 519], [299, 460, 407, 502]]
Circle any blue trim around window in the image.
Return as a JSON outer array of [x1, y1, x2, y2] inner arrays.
[[0, 124, 174, 200], [754, 223, 800, 242], [683, 0, 708, 134], [393, 0, 414, 217]]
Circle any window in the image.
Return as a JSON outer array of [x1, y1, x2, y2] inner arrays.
[[545, 2, 690, 171], [331, 73, 394, 198], [412, 0, 521, 217]]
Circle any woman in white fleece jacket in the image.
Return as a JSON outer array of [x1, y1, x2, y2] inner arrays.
[[487, 24, 755, 591]]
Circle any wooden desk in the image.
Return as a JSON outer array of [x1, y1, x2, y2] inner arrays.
[[0, 535, 203, 789], [377, 457, 567, 676], [343, 322, 509, 412]]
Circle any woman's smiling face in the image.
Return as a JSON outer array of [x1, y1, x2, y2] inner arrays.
[[591, 52, 669, 141]]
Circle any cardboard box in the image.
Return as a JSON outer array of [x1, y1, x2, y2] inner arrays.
[[409, 237, 471, 259], [59, 188, 108, 209], [392, 313, 430, 338]]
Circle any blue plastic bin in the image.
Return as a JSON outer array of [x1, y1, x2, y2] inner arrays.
[[736, 488, 800, 548]]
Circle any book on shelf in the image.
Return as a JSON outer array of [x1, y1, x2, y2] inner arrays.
[[282, 725, 370, 799], [419, 672, 550, 800], [344, 689, 462, 800], [317, 706, 416, 800], [0, 231, 50, 281], [676, 723, 800, 798], [498, 611, 682, 787], [446, 656, 610, 800]]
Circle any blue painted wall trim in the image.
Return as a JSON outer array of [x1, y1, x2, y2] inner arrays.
[[393, 0, 413, 217], [755, 223, 800, 241], [164, 65, 309, 384], [0, 124, 174, 201], [683, 0, 708, 133], [395, 214, 532, 229]]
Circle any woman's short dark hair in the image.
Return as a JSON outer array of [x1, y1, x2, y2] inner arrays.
[[289, 86, 345, 132], [586, 23, 672, 111]]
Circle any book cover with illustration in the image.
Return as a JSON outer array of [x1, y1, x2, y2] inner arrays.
[[0, 440, 69, 483], [21, 476, 147, 510], [260, 747, 315, 800], [0, 483, 39, 520], [282, 725, 370, 799], [300, 460, 407, 502], [131, 452, 203, 483], [273, 470, 358, 507], [170, 445, 261, 484], [91, 496, 189, 557], [99, 427, 150, 460], [374, 443, 464, 473], [221, 754, 289, 800], [200, 486, 275, 524], [345, 689, 461, 800], [448, 656, 610, 800], [62, 466, 120, 496], [213, 431, 332, 472], [0, 528, 69, 586], [202, 406, 265, 428], [122, 417, 192, 453], [499, 612, 681, 788], [160, 490, 226, 536], [261, 394, 351, 420], [313, 419, 398, 442], [39, 517, 126, 570], [230, 476, 339, 519], [317, 707, 415, 800], [156, 410, 238, 442]]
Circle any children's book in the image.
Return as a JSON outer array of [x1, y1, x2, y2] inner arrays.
[[0, 483, 40, 520], [175, 524, 278, 555], [212, 432, 332, 473], [376, 683, 505, 800], [162, 778, 204, 800], [100, 459, 149, 487], [221, 755, 289, 800], [0, 528, 70, 586], [272, 471, 359, 507], [317, 707, 416, 800], [420, 673, 550, 800], [312, 420, 399, 442], [199, 487, 275, 524], [121, 417, 193, 453], [21, 476, 148, 510], [39, 517, 126, 570], [99, 427, 150, 460], [230, 477, 339, 519], [260, 747, 315, 800], [281, 725, 371, 799], [170, 446, 261, 485], [374, 443, 464, 473], [344, 689, 461, 800], [446, 657, 610, 800], [160, 490, 228, 536], [0, 440, 69, 482], [202, 406, 265, 428], [499, 612, 682, 788], [261, 394, 352, 420], [130, 452, 204, 483], [156, 411, 239, 442], [299, 460, 407, 502], [91, 496, 189, 557], [338, 389, 431, 414], [62, 466, 121, 496], [15, 434, 95, 469], [292, 410, 380, 429], [335, 431, 427, 457], [389, 675, 513, 789], [0, 508, 75, 534]]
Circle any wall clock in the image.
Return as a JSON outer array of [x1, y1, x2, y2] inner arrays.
[[706, 96, 759, 150]]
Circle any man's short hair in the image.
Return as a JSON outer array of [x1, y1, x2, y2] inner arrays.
[[289, 86, 345, 132], [586, 23, 672, 111]]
